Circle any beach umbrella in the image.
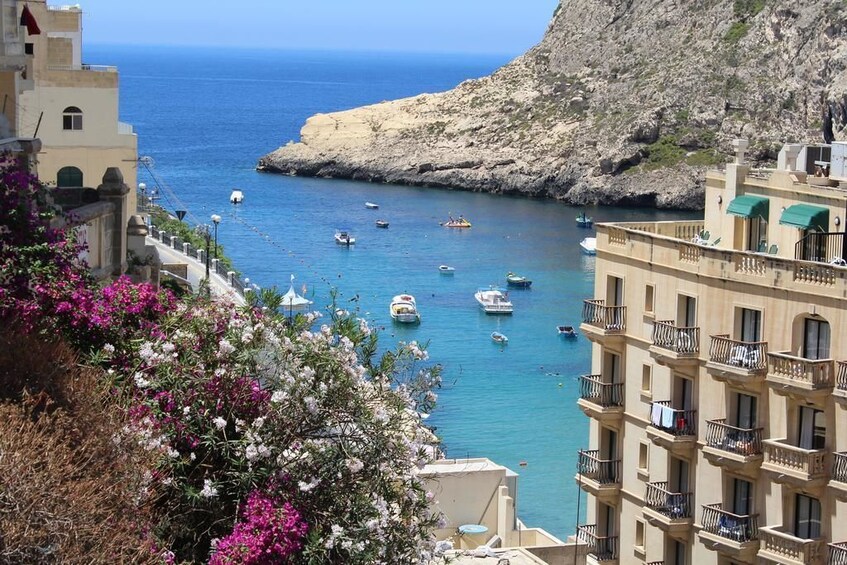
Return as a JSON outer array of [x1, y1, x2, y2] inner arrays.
[[281, 274, 313, 319]]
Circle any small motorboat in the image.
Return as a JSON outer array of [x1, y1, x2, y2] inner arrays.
[[576, 212, 593, 228], [579, 237, 597, 256], [440, 215, 472, 228], [375, 220, 389, 229], [230, 189, 244, 204], [506, 272, 532, 288], [438, 265, 455, 274], [335, 230, 355, 245], [365, 202, 379, 209], [557, 325, 578, 338], [491, 331, 509, 345], [475, 287, 513, 314], [389, 294, 421, 323]]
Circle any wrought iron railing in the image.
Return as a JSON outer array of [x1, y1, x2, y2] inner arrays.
[[709, 334, 767, 371], [700, 503, 758, 543], [767, 352, 834, 389], [652, 320, 699, 355], [577, 450, 621, 485], [832, 452, 847, 483], [794, 231, 846, 263], [648, 400, 697, 437], [579, 375, 624, 407], [829, 541, 847, 565], [644, 481, 692, 519], [582, 299, 626, 332], [577, 524, 618, 561], [704, 419, 763, 457], [837, 361, 847, 392]]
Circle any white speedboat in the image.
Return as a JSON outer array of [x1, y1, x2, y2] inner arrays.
[[365, 202, 379, 209], [335, 230, 355, 245], [475, 287, 513, 314], [491, 331, 509, 345], [579, 237, 597, 255], [230, 189, 244, 204], [438, 265, 455, 274], [390, 294, 421, 323]]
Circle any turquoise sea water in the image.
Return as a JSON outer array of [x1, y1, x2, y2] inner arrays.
[[90, 45, 695, 537]]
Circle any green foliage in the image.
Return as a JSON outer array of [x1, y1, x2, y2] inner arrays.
[[149, 206, 236, 274], [643, 136, 687, 170], [724, 21, 750, 43], [734, 0, 765, 18]]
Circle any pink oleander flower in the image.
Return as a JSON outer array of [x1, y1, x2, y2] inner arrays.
[[209, 490, 307, 565]]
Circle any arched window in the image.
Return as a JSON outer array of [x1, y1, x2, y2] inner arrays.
[[62, 106, 82, 130], [57, 166, 83, 187]]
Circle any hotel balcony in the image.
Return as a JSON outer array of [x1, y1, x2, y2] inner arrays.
[[702, 419, 763, 475], [575, 449, 621, 503], [832, 361, 847, 403], [646, 401, 697, 455], [698, 503, 760, 561], [766, 352, 834, 401], [580, 300, 626, 345], [648, 320, 700, 367], [577, 375, 624, 423], [829, 452, 847, 500], [576, 524, 619, 563], [705, 334, 768, 390], [642, 481, 693, 538], [761, 439, 828, 490], [758, 526, 826, 565], [829, 542, 847, 565]]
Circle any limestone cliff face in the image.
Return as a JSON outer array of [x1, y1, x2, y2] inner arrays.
[[259, 1, 847, 209]]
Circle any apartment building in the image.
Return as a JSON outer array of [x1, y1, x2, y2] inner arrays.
[[576, 139, 847, 565]]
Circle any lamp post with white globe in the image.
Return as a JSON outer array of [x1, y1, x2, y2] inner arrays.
[[211, 214, 221, 262]]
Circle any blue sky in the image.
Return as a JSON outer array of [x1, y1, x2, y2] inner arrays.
[[80, 0, 559, 55]]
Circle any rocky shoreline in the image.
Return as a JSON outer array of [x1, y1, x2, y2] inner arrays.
[[259, 1, 847, 210]]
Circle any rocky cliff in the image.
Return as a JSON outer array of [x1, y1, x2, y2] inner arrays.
[[259, 0, 847, 209]]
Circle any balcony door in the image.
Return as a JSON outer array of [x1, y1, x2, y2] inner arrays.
[[734, 393, 757, 430], [732, 478, 752, 516], [674, 376, 693, 411], [670, 539, 686, 565], [740, 309, 761, 342], [678, 295, 696, 327], [670, 457, 690, 493], [746, 217, 768, 252], [607, 276, 624, 328], [798, 406, 825, 450], [803, 318, 830, 360], [794, 494, 821, 539], [599, 502, 615, 537]]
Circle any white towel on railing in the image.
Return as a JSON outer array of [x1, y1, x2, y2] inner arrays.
[[661, 405, 675, 429], [651, 403, 663, 426]]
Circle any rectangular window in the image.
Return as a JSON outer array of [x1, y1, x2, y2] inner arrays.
[[804, 318, 830, 360], [740, 309, 761, 342], [798, 406, 825, 450], [635, 519, 645, 549], [794, 494, 821, 539], [644, 285, 654, 314], [734, 393, 757, 430], [641, 364, 652, 394], [638, 441, 649, 472], [733, 478, 752, 516]]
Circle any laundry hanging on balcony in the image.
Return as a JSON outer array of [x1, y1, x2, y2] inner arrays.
[[20, 5, 41, 35]]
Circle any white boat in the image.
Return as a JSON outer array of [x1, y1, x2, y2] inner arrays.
[[438, 265, 455, 274], [579, 237, 597, 255], [335, 230, 355, 245], [475, 287, 513, 314], [491, 331, 509, 345], [230, 189, 244, 204], [390, 294, 421, 323], [365, 202, 379, 209]]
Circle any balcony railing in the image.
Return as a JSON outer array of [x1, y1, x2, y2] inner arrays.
[[833, 452, 847, 483], [577, 524, 618, 561], [652, 320, 699, 355], [704, 419, 763, 457], [579, 375, 624, 407], [794, 231, 846, 263], [762, 439, 827, 476], [582, 300, 626, 332], [47, 64, 117, 72], [837, 361, 847, 392], [767, 352, 834, 390], [759, 526, 826, 564], [709, 334, 767, 371], [829, 541, 847, 565], [644, 481, 692, 519], [701, 503, 759, 543], [648, 400, 697, 436], [577, 450, 621, 485]]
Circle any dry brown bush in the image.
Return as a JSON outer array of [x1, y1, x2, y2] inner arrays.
[[0, 329, 164, 564]]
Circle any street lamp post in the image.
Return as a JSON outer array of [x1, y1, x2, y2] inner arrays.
[[195, 224, 211, 294], [211, 214, 221, 261], [138, 182, 147, 212]]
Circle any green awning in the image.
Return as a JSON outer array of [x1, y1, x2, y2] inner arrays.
[[727, 194, 770, 221], [779, 204, 829, 231]]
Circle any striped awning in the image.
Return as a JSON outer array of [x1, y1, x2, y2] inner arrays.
[[726, 194, 769, 221], [779, 204, 829, 231]]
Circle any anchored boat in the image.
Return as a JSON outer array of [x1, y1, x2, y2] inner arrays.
[[506, 272, 532, 288], [390, 294, 421, 323], [579, 237, 597, 256], [335, 230, 355, 245], [491, 331, 509, 345], [475, 287, 513, 314]]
